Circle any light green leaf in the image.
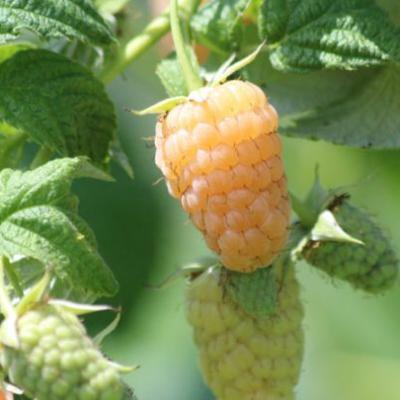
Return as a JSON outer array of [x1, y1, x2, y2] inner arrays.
[[156, 55, 189, 97], [191, 0, 250, 54], [94, 0, 130, 15], [259, 0, 400, 72], [0, 0, 115, 46], [245, 56, 400, 148], [0, 49, 116, 165], [0, 158, 118, 299]]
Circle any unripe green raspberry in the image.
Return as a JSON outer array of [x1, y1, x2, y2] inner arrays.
[[185, 267, 304, 400], [303, 201, 398, 293], [0, 304, 125, 400]]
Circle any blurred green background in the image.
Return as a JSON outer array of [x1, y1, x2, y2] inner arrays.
[[75, 2, 400, 399]]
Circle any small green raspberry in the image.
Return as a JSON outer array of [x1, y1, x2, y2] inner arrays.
[[303, 201, 398, 293], [0, 304, 125, 400], [185, 266, 304, 400]]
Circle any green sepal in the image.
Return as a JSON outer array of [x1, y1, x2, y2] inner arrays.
[[223, 265, 278, 318], [311, 210, 364, 245], [15, 272, 52, 317], [108, 360, 139, 374], [0, 315, 19, 348], [47, 299, 117, 316], [151, 257, 219, 290], [94, 312, 121, 346], [4, 382, 23, 396], [131, 96, 188, 116], [210, 41, 265, 86]]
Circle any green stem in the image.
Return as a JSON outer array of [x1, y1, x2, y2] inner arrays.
[[30, 146, 53, 169], [187, 0, 202, 15], [171, 0, 203, 92], [99, 0, 204, 85], [0, 257, 15, 319], [100, 8, 171, 84]]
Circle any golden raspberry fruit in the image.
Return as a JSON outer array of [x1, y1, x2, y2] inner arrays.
[[155, 80, 290, 272], [185, 266, 304, 400]]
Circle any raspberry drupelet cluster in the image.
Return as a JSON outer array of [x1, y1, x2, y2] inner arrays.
[[155, 80, 290, 272]]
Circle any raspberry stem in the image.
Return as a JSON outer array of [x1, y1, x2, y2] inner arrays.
[[170, 0, 203, 93], [99, 0, 203, 85]]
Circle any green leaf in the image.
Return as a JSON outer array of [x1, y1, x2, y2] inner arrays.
[[281, 65, 400, 148], [191, 0, 250, 54], [0, 49, 116, 165], [94, 0, 130, 15], [245, 56, 400, 149], [0, 42, 33, 64], [0, 132, 26, 170], [259, 0, 400, 72], [0, 158, 117, 299], [156, 55, 189, 97], [0, 0, 115, 46]]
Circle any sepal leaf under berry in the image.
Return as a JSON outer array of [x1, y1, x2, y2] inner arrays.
[[142, 44, 264, 115], [223, 262, 278, 318]]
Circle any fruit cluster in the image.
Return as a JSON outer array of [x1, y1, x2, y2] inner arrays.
[[185, 265, 303, 400], [155, 80, 290, 272]]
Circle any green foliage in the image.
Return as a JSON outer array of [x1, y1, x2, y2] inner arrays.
[[95, 0, 131, 15], [191, 0, 250, 54], [259, 0, 400, 72], [0, 42, 33, 64], [156, 49, 202, 96], [0, 0, 115, 45], [0, 158, 117, 300], [0, 49, 116, 165], [156, 54, 189, 97], [245, 57, 400, 148]]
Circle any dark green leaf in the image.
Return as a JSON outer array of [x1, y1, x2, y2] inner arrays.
[[0, 42, 33, 64], [191, 0, 250, 54], [259, 0, 400, 72], [0, 132, 27, 170], [0, 0, 115, 46], [245, 55, 400, 149], [0, 49, 116, 165], [0, 158, 118, 299]]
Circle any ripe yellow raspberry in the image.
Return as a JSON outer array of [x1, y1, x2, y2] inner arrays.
[[155, 80, 290, 272], [185, 266, 304, 400]]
